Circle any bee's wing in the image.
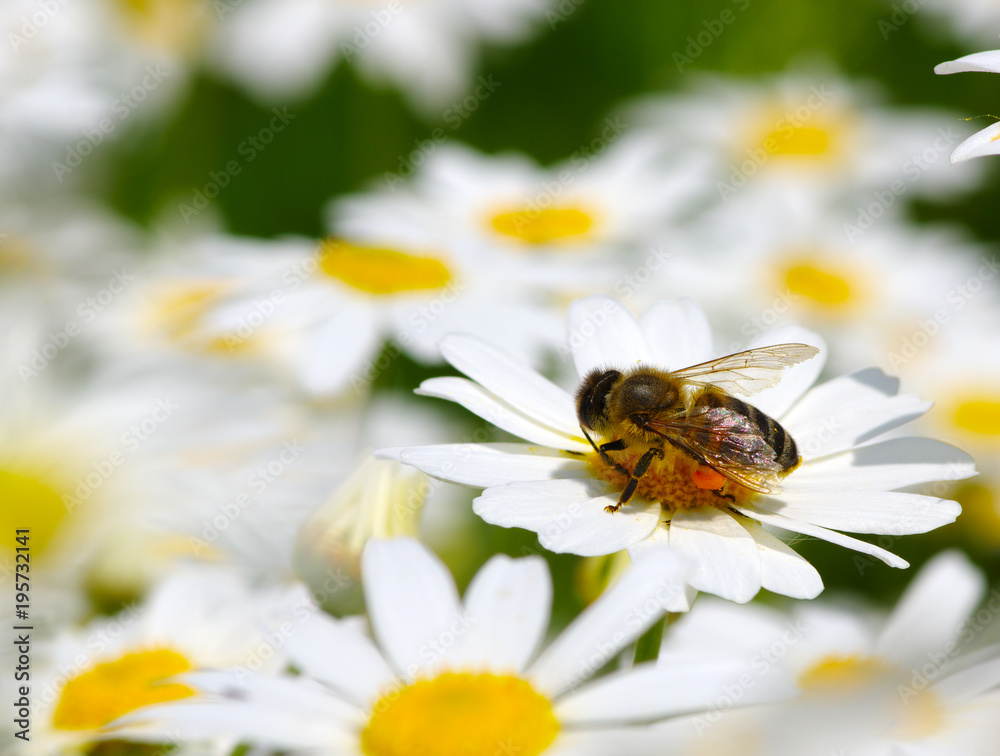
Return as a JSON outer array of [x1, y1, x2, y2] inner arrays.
[[643, 409, 786, 494], [667, 344, 820, 397]]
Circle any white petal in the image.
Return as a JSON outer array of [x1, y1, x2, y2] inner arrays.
[[450, 554, 551, 673], [627, 533, 698, 612], [555, 659, 793, 726], [667, 508, 762, 604], [299, 307, 381, 396], [782, 369, 931, 460], [735, 516, 823, 600], [528, 547, 686, 697], [116, 700, 351, 750], [439, 333, 581, 435], [935, 51, 1000, 75], [473, 478, 661, 556], [362, 538, 463, 680], [875, 550, 985, 667], [639, 298, 713, 370], [787, 438, 975, 492], [949, 122, 1000, 164], [744, 326, 826, 419], [285, 610, 396, 706], [417, 376, 591, 452], [397, 443, 590, 487], [935, 651, 1000, 704], [568, 295, 652, 378], [752, 491, 960, 535], [735, 505, 909, 568]]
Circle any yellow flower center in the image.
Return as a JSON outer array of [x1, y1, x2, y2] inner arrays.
[[781, 259, 856, 309], [0, 469, 69, 561], [361, 673, 559, 756], [761, 124, 832, 157], [489, 206, 595, 245], [53, 649, 195, 730], [951, 396, 1000, 437], [320, 240, 453, 295], [115, 0, 210, 55], [588, 445, 761, 511], [798, 654, 890, 695]]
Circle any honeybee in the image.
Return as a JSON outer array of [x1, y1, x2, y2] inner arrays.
[[575, 344, 820, 513]]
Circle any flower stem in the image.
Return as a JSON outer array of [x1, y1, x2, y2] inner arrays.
[[633, 612, 678, 665]]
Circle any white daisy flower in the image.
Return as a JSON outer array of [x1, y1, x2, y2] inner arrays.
[[5, 564, 309, 756], [919, 0, 1000, 48], [386, 296, 973, 604], [333, 139, 709, 269], [658, 194, 1000, 375], [650, 550, 1000, 756], [209, 0, 557, 110], [935, 51, 1000, 163], [628, 66, 980, 201], [118, 538, 793, 756], [104, 226, 565, 398]]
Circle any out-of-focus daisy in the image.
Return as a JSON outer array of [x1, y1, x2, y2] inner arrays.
[[105, 227, 565, 398], [661, 194, 1000, 374], [920, 0, 1000, 48], [210, 0, 557, 110], [0, 0, 196, 187], [0, 199, 138, 347], [119, 538, 793, 755], [333, 139, 709, 271], [650, 550, 1000, 755], [6, 565, 309, 755], [628, 67, 980, 202], [935, 51, 1000, 163], [387, 296, 973, 604]]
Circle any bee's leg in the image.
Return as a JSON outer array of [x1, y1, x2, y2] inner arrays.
[[581, 428, 631, 476], [606, 446, 664, 514], [711, 489, 736, 504]]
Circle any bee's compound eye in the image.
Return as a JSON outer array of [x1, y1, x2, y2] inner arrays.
[[576, 369, 620, 431]]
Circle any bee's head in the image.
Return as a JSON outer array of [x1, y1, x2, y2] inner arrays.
[[576, 368, 622, 432]]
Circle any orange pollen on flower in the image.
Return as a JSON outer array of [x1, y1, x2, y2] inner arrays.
[[319, 239, 453, 295], [52, 649, 195, 730], [360, 672, 559, 756], [489, 206, 595, 245], [587, 445, 755, 510]]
